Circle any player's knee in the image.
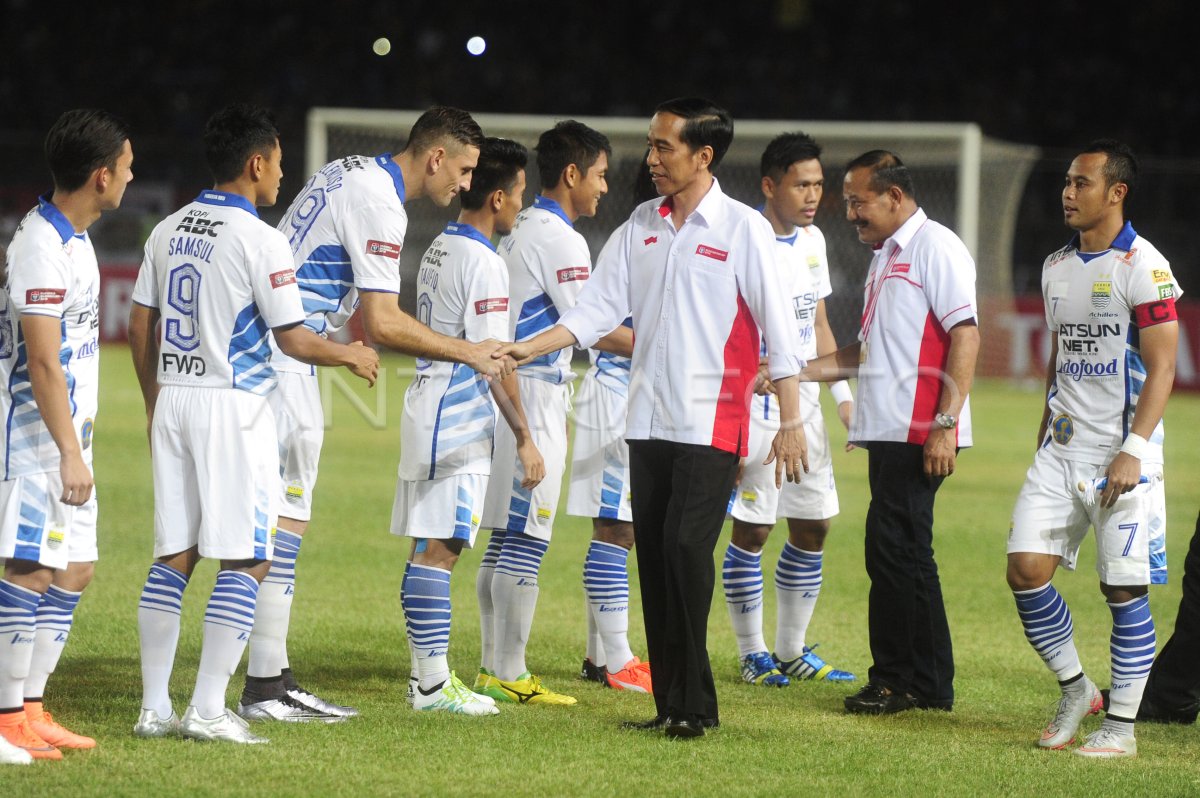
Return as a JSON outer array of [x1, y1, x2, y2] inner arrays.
[[786, 518, 830, 551], [730, 522, 770, 552], [1006, 554, 1054, 591], [593, 519, 634, 549], [55, 561, 95, 593], [1100, 582, 1148, 602], [2, 558, 53, 593]]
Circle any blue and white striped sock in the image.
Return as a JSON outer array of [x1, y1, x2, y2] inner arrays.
[[190, 571, 259, 719], [403, 563, 452, 691], [138, 563, 189, 717], [0, 580, 40, 710], [476, 531, 506, 673], [247, 529, 302, 680], [584, 541, 633, 672], [24, 585, 82, 699], [775, 543, 822, 660], [1013, 582, 1082, 682], [492, 532, 548, 680], [723, 544, 766, 657], [1107, 594, 1156, 721]]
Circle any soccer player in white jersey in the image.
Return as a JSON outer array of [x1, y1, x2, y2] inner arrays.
[[238, 107, 508, 720], [395, 138, 543, 716], [723, 133, 857, 688], [0, 110, 132, 762], [129, 105, 378, 745], [475, 121, 627, 706], [571, 162, 649, 694], [1006, 140, 1181, 759]]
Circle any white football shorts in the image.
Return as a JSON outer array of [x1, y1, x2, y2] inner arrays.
[[390, 472, 486, 547], [151, 386, 277, 561], [1008, 446, 1161, 586], [481, 376, 569, 542], [271, 370, 324, 521], [566, 372, 632, 523], [0, 472, 97, 570]]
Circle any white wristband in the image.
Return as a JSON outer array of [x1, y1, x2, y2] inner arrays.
[[829, 380, 853, 405], [1120, 433, 1148, 459]]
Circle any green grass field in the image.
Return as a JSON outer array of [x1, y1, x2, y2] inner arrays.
[[7, 349, 1200, 796]]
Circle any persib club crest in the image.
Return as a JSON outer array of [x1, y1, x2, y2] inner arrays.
[[1051, 414, 1074, 445], [1091, 281, 1111, 310]]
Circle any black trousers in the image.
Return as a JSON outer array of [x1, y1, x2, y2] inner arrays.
[[1144, 509, 1200, 711], [864, 441, 954, 705], [628, 439, 739, 723]]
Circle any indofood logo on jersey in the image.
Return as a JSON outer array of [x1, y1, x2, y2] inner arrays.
[[1091, 281, 1112, 309], [1058, 358, 1118, 381]]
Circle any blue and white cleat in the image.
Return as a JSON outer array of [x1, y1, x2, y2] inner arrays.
[[741, 651, 790, 687], [775, 645, 856, 682]]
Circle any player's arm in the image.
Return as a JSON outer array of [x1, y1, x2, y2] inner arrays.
[[923, 319, 980, 477], [22, 314, 91, 505], [1101, 315, 1178, 508], [128, 301, 161, 428], [1035, 333, 1059, 448], [593, 324, 633, 358], [359, 291, 510, 381], [272, 323, 379, 386], [491, 371, 545, 490], [814, 299, 853, 429]]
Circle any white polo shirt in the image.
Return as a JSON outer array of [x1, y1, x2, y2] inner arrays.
[[560, 178, 804, 456], [851, 208, 977, 446]]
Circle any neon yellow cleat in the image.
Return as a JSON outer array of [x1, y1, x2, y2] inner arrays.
[[490, 672, 578, 705]]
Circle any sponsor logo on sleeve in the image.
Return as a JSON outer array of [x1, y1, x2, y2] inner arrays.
[[26, 288, 66, 304], [1152, 269, 1172, 284], [1158, 283, 1174, 300], [1090, 281, 1111, 309], [270, 269, 297, 288], [366, 240, 402, 259], [556, 267, 589, 283], [474, 297, 509, 315], [695, 244, 728, 261], [807, 254, 821, 269]]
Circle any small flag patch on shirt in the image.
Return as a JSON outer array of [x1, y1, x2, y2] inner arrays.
[[475, 297, 509, 314], [366, 240, 402, 259], [696, 245, 728, 261], [26, 288, 66, 304], [270, 269, 297, 288]]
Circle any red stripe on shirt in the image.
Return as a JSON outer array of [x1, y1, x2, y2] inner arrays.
[[712, 294, 760, 456], [908, 311, 951, 445]]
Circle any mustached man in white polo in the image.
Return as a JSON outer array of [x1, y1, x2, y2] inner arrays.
[[497, 98, 808, 739], [0, 109, 132, 763], [128, 104, 378, 744], [1006, 140, 1181, 759], [803, 150, 979, 717]]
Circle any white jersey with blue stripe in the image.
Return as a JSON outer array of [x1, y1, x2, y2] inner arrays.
[[399, 222, 511, 480], [752, 224, 832, 424], [501, 195, 591, 384], [132, 191, 306, 395], [1041, 222, 1182, 466], [0, 196, 100, 478], [274, 154, 406, 374]]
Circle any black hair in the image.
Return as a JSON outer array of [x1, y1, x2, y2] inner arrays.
[[405, 106, 485, 155], [459, 137, 528, 210], [1081, 138, 1138, 195], [844, 149, 916, 200], [44, 109, 130, 191], [760, 132, 822, 180], [203, 103, 280, 184], [653, 97, 734, 171], [535, 120, 612, 191]]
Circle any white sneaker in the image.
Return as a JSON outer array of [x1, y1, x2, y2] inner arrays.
[[134, 708, 181, 738], [1039, 677, 1103, 749], [1075, 725, 1137, 758], [0, 734, 32, 765], [412, 672, 499, 716], [237, 696, 343, 724], [406, 676, 417, 706], [180, 706, 269, 744]]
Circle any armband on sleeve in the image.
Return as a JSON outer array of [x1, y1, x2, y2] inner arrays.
[[1134, 297, 1177, 328]]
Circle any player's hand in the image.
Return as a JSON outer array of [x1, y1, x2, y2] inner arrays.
[[923, 427, 957, 478], [517, 439, 545, 490], [469, 339, 514, 381], [754, 358, 776, 396], [493, 340, 540, 368], [59, 451, 93, 506], [1101, 451, 1142, 509], [344, 341, 380, 386], [733, 458, 746, 488], [766, 424, 808, 488]]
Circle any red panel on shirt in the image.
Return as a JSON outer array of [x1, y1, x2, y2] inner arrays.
[[712, 294, 760, 456], [1134, 297, 1177, 327], [907, 311, 951, 446]]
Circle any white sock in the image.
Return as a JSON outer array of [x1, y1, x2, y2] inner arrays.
[[0, 580, 40, 710], [476, 531, 505, 673], [491, 533, 548, 681], [24, 585, 82, 699], [775, 543, 822, 660], [247, 529, 301, 680], [137, 563, 188, 717], [190, 571, 259, 719], [723, 544, 766, 657], [584, 541, 634, 672], [404, 564, 453, 692]]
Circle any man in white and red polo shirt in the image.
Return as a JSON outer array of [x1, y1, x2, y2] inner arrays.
[[496, 98, 807, 738], [803, 150, 979, 717]]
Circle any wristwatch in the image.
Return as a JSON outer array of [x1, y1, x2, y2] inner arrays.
[[934, 413, 957, 430]]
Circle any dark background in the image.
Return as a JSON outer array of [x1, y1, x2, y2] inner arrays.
[[2, 0, 1195, 294]]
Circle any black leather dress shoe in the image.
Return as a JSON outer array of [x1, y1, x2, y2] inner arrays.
[[844, 682, 916, 715], [664, 716, 706, 738], [620, 715, 668, 731]]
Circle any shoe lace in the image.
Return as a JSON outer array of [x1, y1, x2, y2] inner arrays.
[[1081, 726, 1122, 749], [747, 652, 778, 673]]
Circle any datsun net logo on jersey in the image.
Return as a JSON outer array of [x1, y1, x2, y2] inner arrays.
[[366, 240, 402, 259]]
